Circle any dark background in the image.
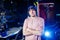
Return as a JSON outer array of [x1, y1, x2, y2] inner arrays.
[[0, 0, 60, 40]]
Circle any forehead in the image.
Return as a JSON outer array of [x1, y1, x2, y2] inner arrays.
[[29, 9, 36, 11]]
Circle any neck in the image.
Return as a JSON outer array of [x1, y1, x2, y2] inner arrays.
[[30, 16, 37, 19]]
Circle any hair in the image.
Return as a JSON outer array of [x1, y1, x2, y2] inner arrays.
[[27, 5, 38, 17]]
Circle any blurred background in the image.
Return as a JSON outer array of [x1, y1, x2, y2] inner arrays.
[[0, 0, 60, 40]]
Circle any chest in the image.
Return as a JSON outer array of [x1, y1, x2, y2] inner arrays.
[[27, 19, 41, 29]]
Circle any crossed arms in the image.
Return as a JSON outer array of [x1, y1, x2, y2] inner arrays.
[[23, 19, 44, 36]]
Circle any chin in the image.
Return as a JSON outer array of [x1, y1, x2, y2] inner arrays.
[[31, 15, 35, 17]]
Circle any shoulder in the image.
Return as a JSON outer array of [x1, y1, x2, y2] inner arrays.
[[24, 17, 30, 22], [37, 17, 44, 20], [37, 17, 44, 21]]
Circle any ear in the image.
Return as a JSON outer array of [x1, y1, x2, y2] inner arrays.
[[27, 12, 30, 17]]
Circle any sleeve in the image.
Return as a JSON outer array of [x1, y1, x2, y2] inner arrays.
[[23, 19, 32, 36]]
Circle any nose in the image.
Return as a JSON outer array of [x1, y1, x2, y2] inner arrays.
[[31, 10, 34, 13]]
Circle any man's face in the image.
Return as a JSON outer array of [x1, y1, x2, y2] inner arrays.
[[29, 9, 36, 17]]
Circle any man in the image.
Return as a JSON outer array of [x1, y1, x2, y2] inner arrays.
[[23, 6, 44, 40]]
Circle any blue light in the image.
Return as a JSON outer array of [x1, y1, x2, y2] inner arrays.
[[44, 31, 51, 38], [45, 31, 50, 37]]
